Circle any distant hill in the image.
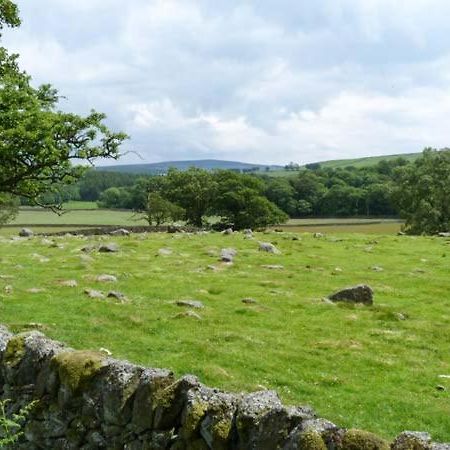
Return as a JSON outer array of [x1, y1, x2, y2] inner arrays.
[[96, 153, 422, 176], [315, 152, 420, 169], [97, 159, 283, 174]]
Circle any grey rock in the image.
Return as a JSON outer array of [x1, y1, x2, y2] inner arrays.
[[96, 274, 118, 283], [222, 228, 234, 235], [392, 431, 432, 450], [313, 232, 324, 238], [107, 291, 129, 303], [84, 288, 106, 299], [56, 279, 78, 287], [328, 284, 374, 305], [19, 228, 33, 237], [220, 248, 237, 262], [242, 298, 258, 304], [437, 232, 450, 237], [158, 248, 173, 256], [261, 264, 284, 270], [110, 228, 130, 236], [432, 444, 450, 450], [81, 244, 97, 253], [175, 300, 204, 309], [259, 242, 281, 254], [98, 243, 119, 253]]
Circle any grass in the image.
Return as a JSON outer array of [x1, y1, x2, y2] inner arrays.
[[0, 230, 448, 440]]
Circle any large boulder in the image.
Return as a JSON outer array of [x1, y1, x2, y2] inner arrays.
[[328, 284, 374, 305], [220, 248, 237, 262]]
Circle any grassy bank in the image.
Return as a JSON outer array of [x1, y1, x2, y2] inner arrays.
[[0, 231, 448, 440]]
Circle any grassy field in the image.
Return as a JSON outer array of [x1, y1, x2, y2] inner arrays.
[[0, 230, 448, 440]]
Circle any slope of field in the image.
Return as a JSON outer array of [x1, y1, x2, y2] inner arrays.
[[317, 152, 420, 169], [0, 231, 448, 440]]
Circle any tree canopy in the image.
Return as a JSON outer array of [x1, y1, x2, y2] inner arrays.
[[392, 148, 449, 234], [0, 1, 127, 208]]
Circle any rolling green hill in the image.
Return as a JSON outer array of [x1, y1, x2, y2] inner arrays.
[[96, 153, 421, 176]]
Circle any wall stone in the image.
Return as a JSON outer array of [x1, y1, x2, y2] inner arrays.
[[0, 327, 447, 450]]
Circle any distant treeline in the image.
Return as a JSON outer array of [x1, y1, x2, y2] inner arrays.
[[26, 156, 413, 219]]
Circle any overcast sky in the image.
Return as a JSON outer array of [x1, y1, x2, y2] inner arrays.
[[3, 0, 450, 165]]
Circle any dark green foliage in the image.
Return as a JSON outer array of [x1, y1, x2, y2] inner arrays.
[[0, 192, 18, 225], [142, 192, 185, 225], [392, 148, 450, 234]]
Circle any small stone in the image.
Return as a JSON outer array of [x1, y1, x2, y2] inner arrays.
[[81, 244, 97, 253], [56, 279, 78, 287], [394, 312, 406, 321], [98, 243, 119, 253], [96, 274, 118, 283], [99, 347, 112, 356], [175, 300, 204, 309], [222, 228, 233, 235], [328, 284, 374, 305], [261, 265, 284, 270], [436, 385, 446, 391], [4, 285, 13, 294], [158, 248, 173, 256], [372, 266, 384, 272], [84, 288, 105, 299], [107, 291, 128, 302], [172, 311, 202, 320], [110, 228, 130, 236], [26, 288, 45, 294], [242, 298, 257, 304], [313, 232, 324, 238], [19, 228, 33, 237], [258, 242, 281, 254], [220, 248, 237, 262], [207, 265, 218, 271], [438, 232, 450, 237]]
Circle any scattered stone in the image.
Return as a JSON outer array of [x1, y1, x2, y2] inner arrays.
[[207, 265, 218, 271], [242, 298, 258, 304], [96, 274, 118, 283], [56, 279, 78, 287], [328, 284, 374, 305], [19, 228, 33, 237], [26, 288, 45, 294], [261, 265, 284, 270], [438, 375, 450, 379], [372, 266, 384, 272], [107, 291, 128, 303], [84, 288, 105, 299], [81, 244, 97, 253], [438, 232, 450, 237], [292, 236, 300, 241], [392, 431, 432, 450], [172, 311, 202, 320], [313, 232, 324, 238], [222, 228, 233, 235], [397, 231, 406, 236], [4, 285, 13, 294], [394, 312, 407, 321], [220, 248, 237, 262], [158, 248, 173, 256], [436, 385, 446, 391], [258, 242, 281, 254], [175, 300, 204, 309], [333, 267, 343, 273], [98, 243, 119, 253], [110, 228, 130, 236], [0, 274, 14, 280], [243, 229, 253, 237]]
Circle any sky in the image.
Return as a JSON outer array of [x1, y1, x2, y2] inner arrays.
[[3, 0, 450, 165]]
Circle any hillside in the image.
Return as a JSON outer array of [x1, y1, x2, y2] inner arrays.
[[97, 159, 283, 174], [316, 152, 420, 169], [96, 153, 421, 175]]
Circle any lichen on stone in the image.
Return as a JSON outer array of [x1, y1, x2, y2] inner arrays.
[[52, 350, 107, 392], [341, 429, 389, 450], [4, 335, 26, 367], [298, 430, 327, 450]]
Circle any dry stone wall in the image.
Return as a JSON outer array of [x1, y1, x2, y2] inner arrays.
[[0, 326, 448, 450]]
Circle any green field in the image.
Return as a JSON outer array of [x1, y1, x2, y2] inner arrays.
[[0, 231, 448, 440]]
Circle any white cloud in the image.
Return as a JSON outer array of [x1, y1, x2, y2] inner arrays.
[[3, 0, 450, 164]]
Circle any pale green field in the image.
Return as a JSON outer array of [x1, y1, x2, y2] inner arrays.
[[0, 231, 449, 440]]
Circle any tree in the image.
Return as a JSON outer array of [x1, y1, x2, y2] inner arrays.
[[392, 148, 450, 234], [164, 168, 216, 227], [0, 1, 127, 209], [141, 192, 184, 226], [0, 192, 18, 225]]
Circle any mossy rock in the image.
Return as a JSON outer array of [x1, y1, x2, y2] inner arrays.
[[52, 350, 107, 392], [298, 430, 327, 450], [341, 429, 389, 450], [4, 335, 26, 367]]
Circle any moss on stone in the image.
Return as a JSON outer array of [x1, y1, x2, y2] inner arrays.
[[341, 429, 389, 450], [183, 400, 208, 437], [4, 335, 26, 367], [52, 350, 106, 392], [212, 417, 232, 442], [298, 430, 327, 450]]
